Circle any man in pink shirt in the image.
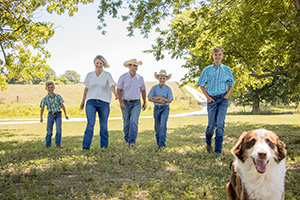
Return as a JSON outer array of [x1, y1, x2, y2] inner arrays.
[[117, 58, 146, 147]]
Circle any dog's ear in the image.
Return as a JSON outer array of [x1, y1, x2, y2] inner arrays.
[[275, 139, 286, 163], [231, 131, 248, 162]]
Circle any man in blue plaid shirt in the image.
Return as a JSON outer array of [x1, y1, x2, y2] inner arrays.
[[198, 46, 234, 156]]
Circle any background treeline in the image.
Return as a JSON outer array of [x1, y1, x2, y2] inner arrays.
[[6, 69, 80, 85]]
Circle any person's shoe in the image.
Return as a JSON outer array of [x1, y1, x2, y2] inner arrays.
[[159, 146, 165, 150], [206, 144, 213, 152], [82, 147, 90, 151], [216, 153, 222, 157], [129, 143, 135, 148], [56, 145, 63, 148]]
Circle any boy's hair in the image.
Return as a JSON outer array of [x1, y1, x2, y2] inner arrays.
[[45, 81, 55, 87], [94, 55, 109, 68], [212, 46, 224, 54]]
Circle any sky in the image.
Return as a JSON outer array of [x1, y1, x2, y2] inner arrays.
[[37, 2, 189, 82]]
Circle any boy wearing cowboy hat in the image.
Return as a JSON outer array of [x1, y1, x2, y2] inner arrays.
[[147, 69, 174, 149], [117, 58, 146, 147]]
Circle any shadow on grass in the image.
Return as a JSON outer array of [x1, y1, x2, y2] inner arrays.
[[0, 122, 299, 199]]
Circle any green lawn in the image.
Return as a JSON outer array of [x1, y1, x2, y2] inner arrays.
[[0, 115, 299, 199]]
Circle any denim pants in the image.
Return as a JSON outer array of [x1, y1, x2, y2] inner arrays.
[[46, 113, 62, 147], [121, 100, 141, 145], [154, 106, 170, 148], [206, 93, 228, 154], [82, 99, 110, 148]]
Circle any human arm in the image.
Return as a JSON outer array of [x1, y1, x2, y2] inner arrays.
[[200, 86, 214, 103], [80, 87, 89, 110], [141, 90, 147, 111], [110, 85, 119, 100], [117, 88, 126, 110], [224, 86, 233, 99], [148, 96, 172, 104], [40, 107, 45, 122], [61, 103, 69, 120]]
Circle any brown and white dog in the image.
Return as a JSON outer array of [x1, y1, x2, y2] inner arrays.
[[226, 129, 287, 200]]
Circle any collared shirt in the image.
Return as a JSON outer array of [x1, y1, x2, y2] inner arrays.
[[117, 72, 146, 100], [197, 63, 235, 96], [84, 71, 116, 103], [40, 93, 64, 113], [147, 84, 174, 106]]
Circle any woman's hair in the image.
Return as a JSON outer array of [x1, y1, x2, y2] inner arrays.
[[94, 55, 109, 68]]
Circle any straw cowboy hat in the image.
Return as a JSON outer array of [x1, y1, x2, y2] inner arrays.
[[123, 58, 143, 67], [154, 69, 172, 80]]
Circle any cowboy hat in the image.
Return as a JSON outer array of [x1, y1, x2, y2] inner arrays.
[[123, 58, 143, 67], [154, 69, 172, 80]]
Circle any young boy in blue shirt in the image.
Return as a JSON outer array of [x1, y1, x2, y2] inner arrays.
[[198, 46, 234, 156], [148, 70, 174, 149], [40, 81, 69, 148]]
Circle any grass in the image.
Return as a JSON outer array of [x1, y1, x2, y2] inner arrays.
[[0, 83, 200, 118], [0, 114, 299, 199]]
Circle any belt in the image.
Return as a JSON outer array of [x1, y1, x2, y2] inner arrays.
[[123, 99, 139, 103], [155, 105, 169, 108], [210, 93, 226, 98], [49, 111, 62, 115]]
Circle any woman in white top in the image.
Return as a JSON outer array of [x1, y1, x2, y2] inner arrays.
[[80, 55, 118, 150]]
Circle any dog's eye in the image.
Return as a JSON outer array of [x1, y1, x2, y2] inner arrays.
[[266, 139, 275, 149], [245, 139, 256, 148]]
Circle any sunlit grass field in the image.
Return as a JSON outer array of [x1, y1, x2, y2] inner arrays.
[[0, 83, 200, 118], [0, 115, 299, 199]]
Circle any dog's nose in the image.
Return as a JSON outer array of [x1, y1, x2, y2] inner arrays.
[[258, 152, 267, 159]]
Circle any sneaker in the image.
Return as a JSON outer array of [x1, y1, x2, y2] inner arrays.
[[206, 144, 213, 152], [159, 146, 165, 150], [56, 145, 63, 149], [216, 153, 222, 157]]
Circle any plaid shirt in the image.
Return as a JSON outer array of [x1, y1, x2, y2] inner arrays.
[[40, 93, 64, 113], [147, 84, 174, 106], [198, 63, 234, 96]]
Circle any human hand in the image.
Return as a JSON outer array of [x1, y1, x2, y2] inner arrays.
[[142, 103, 146, 111], [40, 118, 43, 123], [80, 102, 85, 110], [66, 115, 69, 120], [120, 102, 126, 110], [207, 96, 215, 103]]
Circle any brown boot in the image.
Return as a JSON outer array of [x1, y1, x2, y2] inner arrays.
[[206, 144, 213, 152]]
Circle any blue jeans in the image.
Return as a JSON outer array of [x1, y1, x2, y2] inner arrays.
[[154, 106, 170, 148], [46, 113, 62, 147], [82, 99, 110, 149], [206, 93, 228, 154], [121, 100, 141, 145]]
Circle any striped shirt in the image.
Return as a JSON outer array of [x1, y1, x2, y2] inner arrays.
[[198, 63, 234, 96], [147, 84, 174, 106], [40, 93, 64, 113], [117, 72, 146, 100]]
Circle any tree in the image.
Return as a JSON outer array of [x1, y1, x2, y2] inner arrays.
[[0, 0, 93, 90], [60, 70, 80, 84], [96, 0, 300, 112]]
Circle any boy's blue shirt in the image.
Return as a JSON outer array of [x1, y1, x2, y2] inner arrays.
[[147, 84, 174, 106], [197, 63, 234, 96], [40, 93, 64, 113]]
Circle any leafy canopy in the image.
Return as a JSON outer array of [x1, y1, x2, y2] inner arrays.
[[96, 0, 300, 108], [0, 0, 93, 90]]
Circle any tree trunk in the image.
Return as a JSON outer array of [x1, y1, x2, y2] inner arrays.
[[251, 99, 260, 113]]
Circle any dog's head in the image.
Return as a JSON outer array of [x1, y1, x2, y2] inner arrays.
[[231, 129, 286, 173]]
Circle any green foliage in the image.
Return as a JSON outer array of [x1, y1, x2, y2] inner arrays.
[[0, 115, 299, 199], [0, 0, 93, 90], [60, 70, 80, 84], [95, 0, 300, 111]]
